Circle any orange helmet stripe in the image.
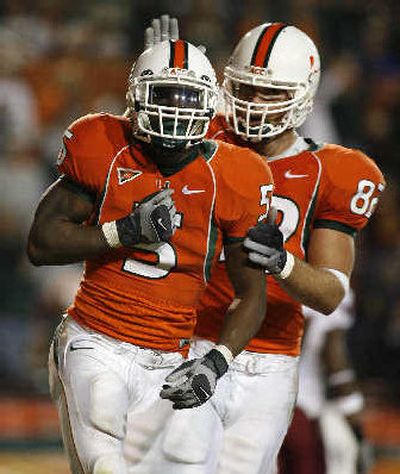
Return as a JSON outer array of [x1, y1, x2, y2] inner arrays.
[[251, 23, 287, 68], [169, 40, 188, 69]]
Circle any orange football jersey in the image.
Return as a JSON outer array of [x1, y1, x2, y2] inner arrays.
[[196, 115, 385, 356], [57, 113, 273, 353]]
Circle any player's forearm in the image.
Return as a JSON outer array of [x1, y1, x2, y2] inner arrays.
[[27, 219, 109, 265], [276, 257, 345, 314], [217, 289, 266, 356]]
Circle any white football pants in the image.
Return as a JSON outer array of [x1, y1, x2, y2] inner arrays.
[[194, 339, 298, 474], [49, 316, 183, 474], [131, 339, 299, 474]]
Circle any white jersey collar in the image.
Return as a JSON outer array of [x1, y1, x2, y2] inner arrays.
[[268, 134, 310, 161]]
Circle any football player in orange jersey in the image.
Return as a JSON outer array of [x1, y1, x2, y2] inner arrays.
[[142, 19, 385, 474], [26, 38, 274, 474]]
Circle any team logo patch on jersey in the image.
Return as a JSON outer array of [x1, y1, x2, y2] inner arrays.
[[117, 168, 142, 185]]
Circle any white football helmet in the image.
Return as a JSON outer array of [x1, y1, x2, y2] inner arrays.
[[127, 40, 218, 147], [223, 23, 321, 140]]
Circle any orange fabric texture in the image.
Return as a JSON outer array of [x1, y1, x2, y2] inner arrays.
[[58, 113, 273, 352]]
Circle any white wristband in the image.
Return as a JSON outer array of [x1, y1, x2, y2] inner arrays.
[[102, 221, 122, 248], [332, 392, 365, 416], [277, 252, 295, 280], [215, 344, 234, 364]]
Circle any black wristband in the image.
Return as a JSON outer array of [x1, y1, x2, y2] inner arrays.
[[204, 349, 229, 378], [116, 213, 141, 247]]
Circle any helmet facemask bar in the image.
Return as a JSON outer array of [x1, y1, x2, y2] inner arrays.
[[223, 68, 312, 140], [131, 76, 216, 142]]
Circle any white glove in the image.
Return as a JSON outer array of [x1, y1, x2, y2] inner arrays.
[[144, 15, 206, 53], [144, 14, 179, 49]]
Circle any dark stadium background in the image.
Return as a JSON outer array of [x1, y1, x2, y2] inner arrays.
[[0, 0, 399, 472]]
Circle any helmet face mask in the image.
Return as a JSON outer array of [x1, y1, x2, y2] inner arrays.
[[127, 41, 218, 148], [223, 23, 321, 141]]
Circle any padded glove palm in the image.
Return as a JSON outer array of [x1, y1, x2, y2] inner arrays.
[[160, 349, 228, 409]]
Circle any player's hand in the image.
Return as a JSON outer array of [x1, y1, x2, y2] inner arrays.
[[144, 15, 207, 54], [144, 14, 179, 49], [243, 208, 287, 274], [102, 189, 176, 248], [160, 349, 229, 409]]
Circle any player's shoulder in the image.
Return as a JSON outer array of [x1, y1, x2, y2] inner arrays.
[[316, 143, 384, 182], [207, 114, 227, 139], [207, 114, 238, 144], [66, 112, 130, 144], [213, 138, 266, 166], [209, 139, 273, 189]]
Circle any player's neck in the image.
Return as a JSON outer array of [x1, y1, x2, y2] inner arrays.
[[250, 129, 298, 159], [142, 141, 202, 176]]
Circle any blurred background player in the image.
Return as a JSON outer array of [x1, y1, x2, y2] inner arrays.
[[26, 39, 273, 474], [279, 289, 369, 474], [143, 19, 385, 474]]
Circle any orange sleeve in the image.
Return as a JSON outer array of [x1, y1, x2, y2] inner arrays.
[[56, 113, 114, 195], [214, 143, 274, 242], [315, 146, 385, 235]]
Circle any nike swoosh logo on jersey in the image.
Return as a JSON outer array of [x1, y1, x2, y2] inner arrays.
[[182, 185, 205, 195], [70, 344, 94, 352], [157, 218, 168, 231], [284, 170, 309, 179]]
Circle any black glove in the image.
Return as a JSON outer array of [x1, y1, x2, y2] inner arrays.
[[102, 188, 176, 248], [160, 349, 229, 410], [243, 221, 287, 274]]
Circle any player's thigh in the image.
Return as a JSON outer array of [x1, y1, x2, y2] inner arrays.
[[50, 317, 130, 474], [218, 358, 298, 474], [128, 401, 223, 474], [126, 353, 223, 474]]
